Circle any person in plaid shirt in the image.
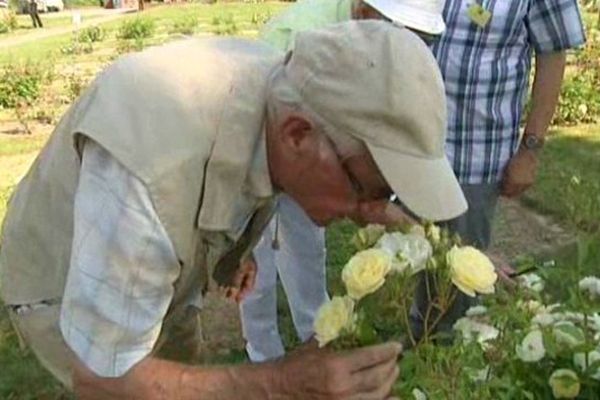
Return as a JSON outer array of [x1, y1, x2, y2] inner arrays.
[[434, 0, 586, 249], [410, 0, 587, 338]]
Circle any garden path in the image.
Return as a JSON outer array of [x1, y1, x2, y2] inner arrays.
[[0, 7, 135, 49]]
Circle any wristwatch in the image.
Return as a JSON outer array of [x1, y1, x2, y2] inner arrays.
[[521, 133, 545, 151]]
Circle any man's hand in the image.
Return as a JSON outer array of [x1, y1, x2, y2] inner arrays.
[[486, 251, 516, 286], [501, 148, 539, 198], [223, 257, 257, 304], [276, 342, 402, 400]]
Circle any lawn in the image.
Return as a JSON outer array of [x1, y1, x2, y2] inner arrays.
[[0, 11, 110, 40], [523, 124, 600, 232], [0, 2, 288, 64]]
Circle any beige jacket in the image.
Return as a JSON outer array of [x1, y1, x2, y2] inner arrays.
[[0, 38, 282, 327]]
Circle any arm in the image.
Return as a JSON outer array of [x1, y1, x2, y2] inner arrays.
[[501, 51, 566, 198], [71, 354, 274, 400], [523, 51, 567, 138], [72, 343, 402, 400]]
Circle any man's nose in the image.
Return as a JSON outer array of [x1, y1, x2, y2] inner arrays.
[[355, 200, 417, 226]]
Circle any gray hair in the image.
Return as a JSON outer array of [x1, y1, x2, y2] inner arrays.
[[265, 65, 365, 157]]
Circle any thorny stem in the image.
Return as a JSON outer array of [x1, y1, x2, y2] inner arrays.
[[420, 290, 459, 346]]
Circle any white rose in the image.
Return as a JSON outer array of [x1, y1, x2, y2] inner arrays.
[[342, 249, 392, 300], [453, 317, 499, 345], [516, 329, 546, 362], [579, 276, 600, 299], [532, 313, 559, 327], [518, 273, 545, 292], [574, 350, 600, 380], [448, 246, 497, 297], [588, 313, 600, 331], [375, 232, 432, 274], [517, 300, 543, 313], [467, 366, 491, 383], [465, 305, 488, 317], [412, 388, 427, 400], [313, 296, 355, 347], [548, 369, 580, 399], [553, 321, 585, 349]]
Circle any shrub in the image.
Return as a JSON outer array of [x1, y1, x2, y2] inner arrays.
[[61, 36, 94, 55], [211, 14, 238, 35], [170, 14, 199, 35], [250, 11, 271, 26], [1, 9, 18, 33], [0, 62, 50, 109], [552, 29, 600, 125], [117, 18, 155, 41], [65, 70, 90, 101], [116, 18, 155, 53], [79, 25, 105, 44]]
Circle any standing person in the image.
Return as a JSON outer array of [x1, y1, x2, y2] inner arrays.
[[29, 0, 43, 28], [410, 0, 587, 337], [240, 0, 447, 363], [0, 21, 466, 398]]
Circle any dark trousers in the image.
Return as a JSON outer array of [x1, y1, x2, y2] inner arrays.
[[29, 3, 43, 28], [409, 183, 500, 343]]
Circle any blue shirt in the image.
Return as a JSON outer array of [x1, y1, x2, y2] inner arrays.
[[433, 0, 586, 183]]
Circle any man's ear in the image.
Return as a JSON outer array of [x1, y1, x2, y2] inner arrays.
[[279, 114, 316, 154]]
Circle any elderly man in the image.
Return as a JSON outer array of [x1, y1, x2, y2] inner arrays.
[[241, 0, 446, 363], [0, 21, 466, 399], [247, 0, 587, 345]]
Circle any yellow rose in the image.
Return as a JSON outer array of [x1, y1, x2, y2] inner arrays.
[[313, 296, 355, 347], [342, 248, 392, 300], [549, 369, 580, 399], [448, 246, 497, 297]]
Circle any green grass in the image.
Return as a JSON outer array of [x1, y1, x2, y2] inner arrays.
[[0, 13, 108, 39], [523, 124, 600, 232], [0, 2, 288, 65], [0, 133, 48, 156], [0, 306, 71, 400]]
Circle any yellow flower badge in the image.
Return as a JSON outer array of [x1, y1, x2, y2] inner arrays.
[[342, 248, 392, 300], [448, 246, 497, 297], [313, 296, 355, 347]]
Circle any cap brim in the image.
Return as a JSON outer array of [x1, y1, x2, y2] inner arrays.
[[366, 142, 467, 221], [364, 0, 446, 35]]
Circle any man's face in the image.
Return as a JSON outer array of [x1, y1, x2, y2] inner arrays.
[[267, 115, 393, 226]]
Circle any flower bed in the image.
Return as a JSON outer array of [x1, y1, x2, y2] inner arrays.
[[315, 223, 600, 399]]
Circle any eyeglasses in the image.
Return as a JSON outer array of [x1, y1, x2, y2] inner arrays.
[[328, 136, 393, 202]]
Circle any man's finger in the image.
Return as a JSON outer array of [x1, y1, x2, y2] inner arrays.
[[344, 342, 402, 372], [349, 362, 399, 400], [351, 356, 398, 393]]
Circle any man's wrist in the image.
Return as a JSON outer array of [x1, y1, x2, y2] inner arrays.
[[520, 133, 545, 152]]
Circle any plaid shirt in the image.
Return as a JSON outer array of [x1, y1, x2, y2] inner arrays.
[[433, 0, 586, 184]]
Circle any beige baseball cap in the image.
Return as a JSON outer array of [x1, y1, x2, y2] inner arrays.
[[364, 0, 446, 35], [283, 20, 467, 221]]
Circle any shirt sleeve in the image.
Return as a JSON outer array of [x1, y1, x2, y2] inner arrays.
[[59, 139, 181, 378], [526, 0, 586, 53]]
